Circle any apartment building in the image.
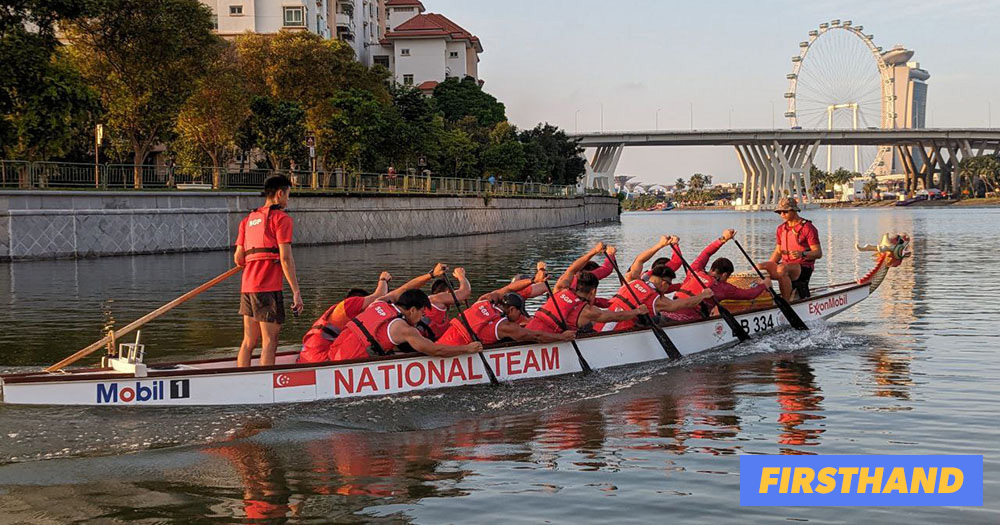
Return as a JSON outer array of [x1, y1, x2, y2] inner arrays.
[[376, 0, 483, 92], [204, 0, 331, 39], [202, 0, 483, 92]]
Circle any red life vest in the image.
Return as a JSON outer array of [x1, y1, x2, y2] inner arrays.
[[528, 288, 587, 334], [675, 270, 715, 299], [594, 279, 660, 332], [777, 219, 814, 267], [243, 205, 282, 262], [421, 303, 450, 340], [334, 301, 404, 361], [442, 300, 506, 346], [299, 303, 343, 363]]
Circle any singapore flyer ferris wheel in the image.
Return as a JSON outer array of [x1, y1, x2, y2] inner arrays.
[[785, 20, 893, 175]]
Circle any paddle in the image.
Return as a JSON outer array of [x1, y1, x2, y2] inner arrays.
[[46, 266, 242, 372], [670, 245, 751, 342], [541, 280, 593, 373], [731, 238, 809, 331], [441, 274, 499, 386], [606, 253, 683, 359]]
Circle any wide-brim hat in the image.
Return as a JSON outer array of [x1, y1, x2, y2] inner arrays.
[[775, 197, 800, 212]]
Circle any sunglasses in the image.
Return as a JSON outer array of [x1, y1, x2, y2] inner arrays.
[[775, 209, 794, 214]]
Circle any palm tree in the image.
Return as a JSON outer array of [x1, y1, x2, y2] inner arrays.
[[863, 176, 879, 200]]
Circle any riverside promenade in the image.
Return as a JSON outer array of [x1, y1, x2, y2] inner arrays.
[[0, 191, 619, 261]]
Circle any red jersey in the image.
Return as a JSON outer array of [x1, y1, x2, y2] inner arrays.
[[236, 206, 293, 293]]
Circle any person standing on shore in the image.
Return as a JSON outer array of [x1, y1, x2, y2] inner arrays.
[[234, 175, 303, 367], [758, 197, 822, 300]]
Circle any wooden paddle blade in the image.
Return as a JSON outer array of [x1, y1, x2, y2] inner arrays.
[[774, 294, 809, 330]]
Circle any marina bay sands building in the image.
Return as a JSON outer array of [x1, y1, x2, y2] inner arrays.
[[876, 46, 930, 178]]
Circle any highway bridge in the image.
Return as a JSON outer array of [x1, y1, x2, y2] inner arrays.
[[569, 129, 1000, 209]]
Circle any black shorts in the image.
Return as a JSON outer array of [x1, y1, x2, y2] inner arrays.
[[239, 291, 285, 324], [791, 266, 813, 298]]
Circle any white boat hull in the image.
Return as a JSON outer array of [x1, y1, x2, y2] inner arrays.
[[0, 282, 870, 407]]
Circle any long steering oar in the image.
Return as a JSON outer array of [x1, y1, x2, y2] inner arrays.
[[541, 280, 592, 373], [606, 254, 683, 359], [670, 246, 751, 342], [731, 238, 809, 331], [46, 266, 242, 372], [442, 275, 499, 385]]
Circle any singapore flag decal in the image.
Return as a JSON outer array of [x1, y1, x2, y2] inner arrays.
[[272, 370, 317, 402]]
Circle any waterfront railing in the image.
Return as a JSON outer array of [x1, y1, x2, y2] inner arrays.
[[0, 160, 580, 197]]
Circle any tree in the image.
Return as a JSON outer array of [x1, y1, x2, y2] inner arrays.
[[432, 76, 506, 127], [316, 89, 404, 175], [482, 122, 525, 180], [175, 45, 250, 187], [518, 123, 585, 185], [2, 52, 98, 161], [959, 155, 1000, 195], [862, 176, 879, 200], [674, 178, 686, 192], [243, 96, 306, 171], [1, 1, 99, 160], [64, 0, 221, 187], [688, 173, 707, 191]]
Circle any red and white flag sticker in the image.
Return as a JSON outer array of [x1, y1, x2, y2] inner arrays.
[[273, 370, 316, 388]]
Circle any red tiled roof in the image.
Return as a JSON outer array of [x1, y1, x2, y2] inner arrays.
[[386, 0, 424, 8], [416, 80, 439, 91], [385, 13, 483, 52]]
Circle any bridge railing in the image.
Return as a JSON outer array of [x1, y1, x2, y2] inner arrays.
[[0, 161, 579, 198]]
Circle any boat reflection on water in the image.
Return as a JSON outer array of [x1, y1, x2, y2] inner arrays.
[[772, 360, 825, 452]]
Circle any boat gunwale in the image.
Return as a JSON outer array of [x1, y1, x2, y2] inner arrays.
[[1, 280, 866, 386]]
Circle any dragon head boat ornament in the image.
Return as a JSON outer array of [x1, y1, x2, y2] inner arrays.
[[857, 233, 911, 292]]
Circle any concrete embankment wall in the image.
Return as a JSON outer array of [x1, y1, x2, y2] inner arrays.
[[0, 191, 619, 261]]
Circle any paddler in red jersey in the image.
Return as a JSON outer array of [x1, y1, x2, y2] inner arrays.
[[233, 175, 303, 368], [298, 263, 448, 363], [593, 264, 712, 333], [325, 290, 483, 363], [666, 229, 772, 322], [438, 291, 575, 346], [420, 267, 471, 340], [758, 197, 822, 299], [524, 242, 650, 334]]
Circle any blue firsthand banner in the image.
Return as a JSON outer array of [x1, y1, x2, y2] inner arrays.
[[740, 455, 983, 506]]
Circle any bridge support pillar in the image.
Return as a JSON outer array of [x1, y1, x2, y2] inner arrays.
[[735, 140, 817, 210], [581, 144, 623, 194]]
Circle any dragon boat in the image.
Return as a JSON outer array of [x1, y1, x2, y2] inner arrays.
[[0, 234, 911, 407]]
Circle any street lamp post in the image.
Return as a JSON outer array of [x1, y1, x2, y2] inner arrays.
[[655, 107, 662, 130], [94, 124, 103, 189], [600, 102, 604, 132], [575, 108, 581, 133], [689, 103, 694, 131]]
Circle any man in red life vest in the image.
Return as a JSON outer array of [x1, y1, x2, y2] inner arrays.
[[437, 293, 575, 346], [234, 175, 303, 368], [326, 289, 482, 363], [524, 242, 650, 334], [758, 197, 822, 299], [594, 264, 712, 332], [298, 263, 448, 363], [666, 229, 772, 322]]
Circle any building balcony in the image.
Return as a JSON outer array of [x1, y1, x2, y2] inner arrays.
[[336, 13, 355, 32]]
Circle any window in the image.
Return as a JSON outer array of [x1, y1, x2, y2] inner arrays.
[[211, 14, 218, 29], [283, 6, 304, 27], [229, 5, 243, 15], [403, 74, 414, 86], [374, 55, 390, 68], [400, 48, 410, 56], [449, 51, 459, 58]]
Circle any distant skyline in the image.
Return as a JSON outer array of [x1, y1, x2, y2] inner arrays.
[[429, 0, 1000, 184]]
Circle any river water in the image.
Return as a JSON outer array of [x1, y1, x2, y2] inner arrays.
[[0, 208, 997, 523]]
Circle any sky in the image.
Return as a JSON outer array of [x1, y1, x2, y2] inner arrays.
[[427, 0, 1000, 185]]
